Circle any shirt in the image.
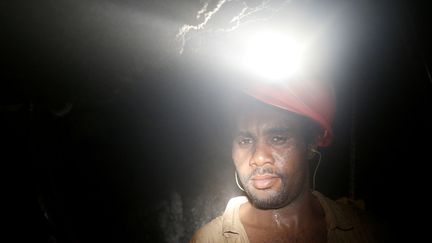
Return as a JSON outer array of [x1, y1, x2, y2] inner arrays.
[[190, 191, 379, 243]]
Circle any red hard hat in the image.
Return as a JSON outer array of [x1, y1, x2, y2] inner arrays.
[[243, 79, 335, 147]]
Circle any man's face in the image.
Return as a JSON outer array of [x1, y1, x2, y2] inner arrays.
[[232, 105, 310, 209]]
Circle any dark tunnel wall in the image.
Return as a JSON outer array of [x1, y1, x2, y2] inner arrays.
[[2, 0, 431, 242]]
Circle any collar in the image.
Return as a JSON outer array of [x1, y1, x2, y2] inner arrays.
[[220, 192, 355, 238], [221, 196, 248, 237]]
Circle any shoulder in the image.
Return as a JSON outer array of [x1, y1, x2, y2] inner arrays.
[[190, 196, 248, 243], [313, 191, 385, 242], [337, 201, 387, 242], [190, 216, 224, 243], [314, 191, 373, 224]]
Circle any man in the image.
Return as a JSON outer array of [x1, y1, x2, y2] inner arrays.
[[191, 79, 379, 242]]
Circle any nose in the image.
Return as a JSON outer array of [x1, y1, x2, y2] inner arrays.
[[250, 141, 274, 166]]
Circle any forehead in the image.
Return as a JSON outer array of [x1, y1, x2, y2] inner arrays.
[[235, 104, 303, 132]]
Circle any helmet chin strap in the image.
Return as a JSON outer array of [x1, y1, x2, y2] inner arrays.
[[235, 171, 245, 192]]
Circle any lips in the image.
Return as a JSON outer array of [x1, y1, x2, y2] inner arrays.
[[250, 174, 279, 190]]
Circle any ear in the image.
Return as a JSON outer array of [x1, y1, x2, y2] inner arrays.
[[316, 129, 332, 147], [307, 143, 318, 159]]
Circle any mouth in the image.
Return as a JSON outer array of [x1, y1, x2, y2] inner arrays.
[[250, 174, 279, 190]]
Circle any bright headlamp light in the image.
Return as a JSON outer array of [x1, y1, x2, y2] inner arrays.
[[239, 31, 307, 82]]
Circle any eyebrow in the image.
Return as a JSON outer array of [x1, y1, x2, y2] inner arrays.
[[236, 127, 293, 137], [236, 131, 254, 138], [264, 127, 293, 135]]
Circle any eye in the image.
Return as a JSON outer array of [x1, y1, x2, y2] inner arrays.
[[238, 137, 253, 146], [271, 136, 288, 144]]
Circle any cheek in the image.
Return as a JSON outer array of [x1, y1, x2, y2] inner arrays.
[[271, 144, 295, 163], [272, 149, 289, 165], [272, 151, 295, 174], [232, 146, 248, 167], [272, 146, 306, 171]]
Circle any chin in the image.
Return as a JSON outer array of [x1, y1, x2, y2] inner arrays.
[[250, 197, 286, 209], [246, 188, 288, 209]]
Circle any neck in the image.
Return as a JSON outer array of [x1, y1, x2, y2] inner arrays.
[[241, 189, 323, 230]]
